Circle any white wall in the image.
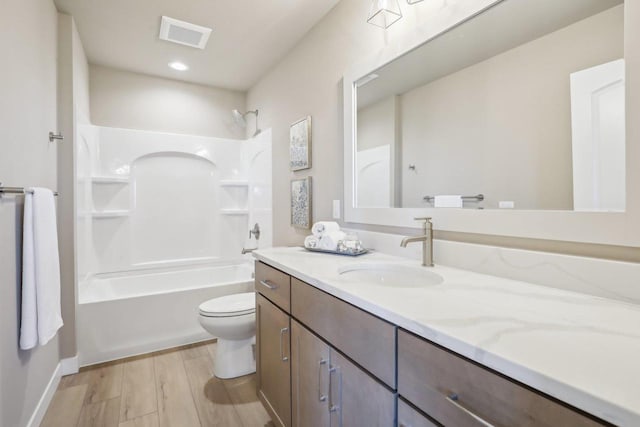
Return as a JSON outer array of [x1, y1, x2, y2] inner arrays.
[[90, 65, 247, 139], [0, 0, 61, 425], [400, 6, 623, 210]]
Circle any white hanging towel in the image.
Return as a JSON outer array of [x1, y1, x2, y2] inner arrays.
[[20, 188, 63, 350], [433, 195, 463, 208]]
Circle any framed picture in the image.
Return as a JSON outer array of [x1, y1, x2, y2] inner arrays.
[[291, 177, 312, 229], [290, 116, 312, 171]]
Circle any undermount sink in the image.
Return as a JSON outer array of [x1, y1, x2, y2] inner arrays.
[[337, 263, 444, 288]]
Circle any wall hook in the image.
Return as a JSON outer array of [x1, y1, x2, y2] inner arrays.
[[49, 132, 64, 143]]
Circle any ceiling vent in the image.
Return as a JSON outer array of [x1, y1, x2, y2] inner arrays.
[[159, 16, 212, 49]]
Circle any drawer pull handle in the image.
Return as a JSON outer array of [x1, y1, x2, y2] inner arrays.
[[446, 393, 495, 427], [279, 327, 289, 362], [259, 279, 278, 290], [318, 358, 328, 402]]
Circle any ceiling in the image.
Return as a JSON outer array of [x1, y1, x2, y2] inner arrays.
[[54, 0, 341, 91]]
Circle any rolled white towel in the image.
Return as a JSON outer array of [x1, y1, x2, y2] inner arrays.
[[312, 221, 340, 238], [318, 231, 346, 251], [304, 235, 319, 249]]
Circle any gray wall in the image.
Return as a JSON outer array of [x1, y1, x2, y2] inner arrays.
[[56, 13, 91, 361], [0, 0, 61, 425], [90, 65, 247, 139]]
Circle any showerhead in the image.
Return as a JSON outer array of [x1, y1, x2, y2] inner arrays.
[[231, 109, 261, 136], [232, 109, 247, 127]]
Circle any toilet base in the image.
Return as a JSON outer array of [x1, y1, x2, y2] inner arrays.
[[213, 336, 256, 379]]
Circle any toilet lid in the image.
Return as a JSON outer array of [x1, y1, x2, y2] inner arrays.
[[199, 292, 255, 317]]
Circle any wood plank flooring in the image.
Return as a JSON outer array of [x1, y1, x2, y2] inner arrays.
[[41, 341, 273, 427]]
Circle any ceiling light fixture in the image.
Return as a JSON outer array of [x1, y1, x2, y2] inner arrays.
[[367, 0, 425, 29], [367, 0, 402, 29], [168, 61, 189, 71]]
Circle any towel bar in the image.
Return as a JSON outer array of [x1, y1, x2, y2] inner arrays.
[[0, 182, 59, 197], [423, 194, 484, 202]]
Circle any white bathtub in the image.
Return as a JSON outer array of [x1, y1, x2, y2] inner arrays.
[[77, 261, 254, 366]]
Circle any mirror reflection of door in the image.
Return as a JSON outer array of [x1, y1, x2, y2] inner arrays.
[[570, 59, 625, 212], [357, 145, 391, 208]]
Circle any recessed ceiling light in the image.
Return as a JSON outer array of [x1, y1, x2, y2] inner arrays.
[[169, 61, 189, 71]]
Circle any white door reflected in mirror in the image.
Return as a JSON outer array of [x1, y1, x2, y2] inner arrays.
[[570, 59, 626, 212]]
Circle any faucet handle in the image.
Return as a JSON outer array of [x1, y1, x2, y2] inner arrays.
[[414, 217, 432, 222]]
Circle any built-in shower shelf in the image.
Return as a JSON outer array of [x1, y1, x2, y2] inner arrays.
[[91, 210, 131, 218], [91, 176, 130, 184], [220, 209, 249, 215], [219, 180, 249, 187]]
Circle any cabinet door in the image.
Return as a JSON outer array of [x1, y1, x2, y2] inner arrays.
[[291, 320, 331, 427], [329, 350, 396, 427], [257, 293, 292, 427], [398, 398, 438, 427]]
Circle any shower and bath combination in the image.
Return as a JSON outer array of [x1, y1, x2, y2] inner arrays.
[[232, 109, 261, 136]]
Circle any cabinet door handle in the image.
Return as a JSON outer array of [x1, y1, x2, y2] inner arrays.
[[259, 279, 278, 290], [446, 393, 495, 427], [279, 327, 289, 362], [329, 366, 342, 414], [318, 358, 328, 402]]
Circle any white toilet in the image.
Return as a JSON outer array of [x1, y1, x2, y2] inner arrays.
[[198, 292, 256, 379]]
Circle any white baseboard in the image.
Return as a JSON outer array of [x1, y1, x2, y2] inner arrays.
[[60, 355, 79, 375], [26, 362, 62, 427]]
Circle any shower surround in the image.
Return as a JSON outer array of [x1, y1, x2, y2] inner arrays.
[[75, 125, 272, 365]]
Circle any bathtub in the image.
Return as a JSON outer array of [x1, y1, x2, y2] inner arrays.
[[77, 261, 254, 366]]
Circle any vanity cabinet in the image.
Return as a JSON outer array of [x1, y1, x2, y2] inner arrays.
[[290, 277, 396, 388], [291, 319, 396, 427], [397, 329, 606, 427], [256, 262, 292, 427]]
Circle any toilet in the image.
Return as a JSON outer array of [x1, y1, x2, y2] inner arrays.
[[198, 292, 256, 379]]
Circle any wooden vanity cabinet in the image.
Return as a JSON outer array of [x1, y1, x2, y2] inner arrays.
[[256, 262, 292, 427], [256, 259, 609, 427], [397, 329, 607, 427], [290, 277, 396, 388], [291, 320, 395, 427]]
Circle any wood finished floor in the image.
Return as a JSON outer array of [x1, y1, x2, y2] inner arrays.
[[41, 341, 274, 427]]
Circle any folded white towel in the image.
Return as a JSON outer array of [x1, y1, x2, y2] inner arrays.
[[20, 188, 63, 350], [311, 221, 340, 238], [304, 235, 319, 249], [434, 195, 463, 208], [318, 231, 346, 251]]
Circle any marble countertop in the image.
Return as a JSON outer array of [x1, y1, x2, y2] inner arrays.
[[253, 247, 640, 426]]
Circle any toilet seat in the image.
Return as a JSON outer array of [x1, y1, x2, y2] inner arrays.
[[199, 292, 255, 318]]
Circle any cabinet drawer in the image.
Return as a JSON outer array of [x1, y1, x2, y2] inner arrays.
[[255, 261, 291, 312], [398, 398, 438, 427], [291, 277, 396, 388], [398, 330, 607, 427]]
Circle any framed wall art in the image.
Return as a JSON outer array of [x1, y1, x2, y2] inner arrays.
[[289, 116, 312, 171], [291, 177, 312, 229]]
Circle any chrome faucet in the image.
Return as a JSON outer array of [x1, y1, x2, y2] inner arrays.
[[400, 217, 434, 267], [242, 223, 261, 254]]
